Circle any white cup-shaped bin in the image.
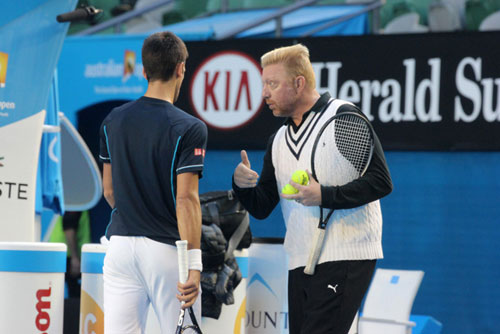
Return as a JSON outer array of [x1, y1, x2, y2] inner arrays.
[[79, 243, 107, 334], [0, 242, 67, 333]]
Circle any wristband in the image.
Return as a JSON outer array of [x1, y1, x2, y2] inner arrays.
[[188, 249, 203, 271]]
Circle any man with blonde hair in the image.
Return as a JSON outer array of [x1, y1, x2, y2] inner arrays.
[[233, 43, 393, 333]]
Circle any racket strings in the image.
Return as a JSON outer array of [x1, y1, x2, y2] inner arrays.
[[181, 326, 201, 334], [334, 115, 373, 175]]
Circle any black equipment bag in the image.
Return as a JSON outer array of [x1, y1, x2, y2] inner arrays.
[[200, 190, 252, 250], [199, 189, 252, 319]]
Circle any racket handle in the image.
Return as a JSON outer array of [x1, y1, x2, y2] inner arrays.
[[304, 228, 326, 275], [176, 240, 189, 284]]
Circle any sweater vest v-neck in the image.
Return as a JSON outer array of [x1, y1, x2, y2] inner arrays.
[[271, 99, 383, 270]]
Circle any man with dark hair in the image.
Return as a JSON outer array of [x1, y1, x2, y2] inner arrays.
[[99, 31, 207, 333]]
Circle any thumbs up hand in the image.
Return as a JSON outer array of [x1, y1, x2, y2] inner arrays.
[[234, 150, 259, 188]]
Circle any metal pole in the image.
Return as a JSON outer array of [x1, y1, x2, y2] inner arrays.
[[216, 0, 318, 40], [275, 16, 283, 38]]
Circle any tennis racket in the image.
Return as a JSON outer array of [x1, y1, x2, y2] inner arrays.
[[175, 240, 203, 334], [304, 111, 375, 275]]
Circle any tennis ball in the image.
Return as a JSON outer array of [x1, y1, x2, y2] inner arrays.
[[281, 183, 298, 196], [292, 170, 309, 185]]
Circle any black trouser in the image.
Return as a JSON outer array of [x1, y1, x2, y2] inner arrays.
[[288, 260, 376, 334], [65, 257, 81, 299]]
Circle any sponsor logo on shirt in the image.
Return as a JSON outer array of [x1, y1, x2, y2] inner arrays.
[[194, 148, 206, 157], [0, 156, 4, 167]]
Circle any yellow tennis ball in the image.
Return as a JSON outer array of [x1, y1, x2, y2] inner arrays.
[[292, 170, 309, 185], [281, 183, 298, 196]]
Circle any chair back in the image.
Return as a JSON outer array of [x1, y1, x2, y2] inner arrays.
[[383, 13, 421, 33], [359, 268, 424, 334], [479, 10, 500, 31], [428, 0, 463, 31]]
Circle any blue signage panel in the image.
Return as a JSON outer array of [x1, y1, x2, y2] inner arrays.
[[0, 0, 78, 127]]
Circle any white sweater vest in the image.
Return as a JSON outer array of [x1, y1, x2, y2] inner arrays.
[[272, 99, 384, 270]]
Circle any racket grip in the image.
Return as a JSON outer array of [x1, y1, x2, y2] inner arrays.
[[304, 229, 326, 275], [176, 240, 189, 284]]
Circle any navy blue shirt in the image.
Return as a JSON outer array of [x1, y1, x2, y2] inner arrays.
[[99, 96, 208, 245]]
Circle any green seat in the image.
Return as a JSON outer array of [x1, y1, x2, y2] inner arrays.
[[88, 0, 121, 34], [380, 0, 436, 27], [174, 0, 208, 18], [206, 0, 245, 12], [90, 0, 121, 23], [465, 0, 495, 30], [381, 0, 418, 28]]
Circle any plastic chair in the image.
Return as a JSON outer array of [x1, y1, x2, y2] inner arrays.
[[479, 10, 500, 31], [465, 0, 493, 30], [348, 312, 359, 334], [358, 268, 425, 334], [428, 0, 463, 31], [380, 0, 419, 28], [124, 0, 175, 33], [383, 12, 427, 33]]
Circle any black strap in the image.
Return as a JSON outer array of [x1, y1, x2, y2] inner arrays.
[[225, 213, 249, 260]]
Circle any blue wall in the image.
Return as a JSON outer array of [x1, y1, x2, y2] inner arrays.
[[201, 150, 500, 334]]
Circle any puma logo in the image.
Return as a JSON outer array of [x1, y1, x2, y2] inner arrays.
[[327, 284, 338, 293]]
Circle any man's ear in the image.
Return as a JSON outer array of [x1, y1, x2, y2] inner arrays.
[[176, 62, 185, 78], [142, 67, 148, 80], [296, 76, 306, 90]]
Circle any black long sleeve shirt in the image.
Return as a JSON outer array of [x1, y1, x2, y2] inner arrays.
[[233, 94, 393, 220]]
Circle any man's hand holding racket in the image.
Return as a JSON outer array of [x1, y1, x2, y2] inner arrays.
[[175, 240, 203, 333], [234, 150, 259, 188], [280, 170, 322, 206], [176, 270, 200, 309]]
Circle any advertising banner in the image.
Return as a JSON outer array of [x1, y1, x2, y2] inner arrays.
[[181, 32, 500, 151], [59, 31, 500, 152], [0, 0, 77, 241], [0, 111, 45, 240]]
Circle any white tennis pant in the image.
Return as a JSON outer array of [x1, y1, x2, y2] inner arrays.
[[103, 236, 201, 334]]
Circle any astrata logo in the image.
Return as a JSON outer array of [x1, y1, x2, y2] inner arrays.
[[190, 51, 263, 130], [35, 287, 52, 333]]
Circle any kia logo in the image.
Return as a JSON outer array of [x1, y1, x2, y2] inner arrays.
[[190, 51, 263, 130]]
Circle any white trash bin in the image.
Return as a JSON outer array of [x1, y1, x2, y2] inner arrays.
[[0, 242, 67, 334], [79, 243, 107, 334]]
